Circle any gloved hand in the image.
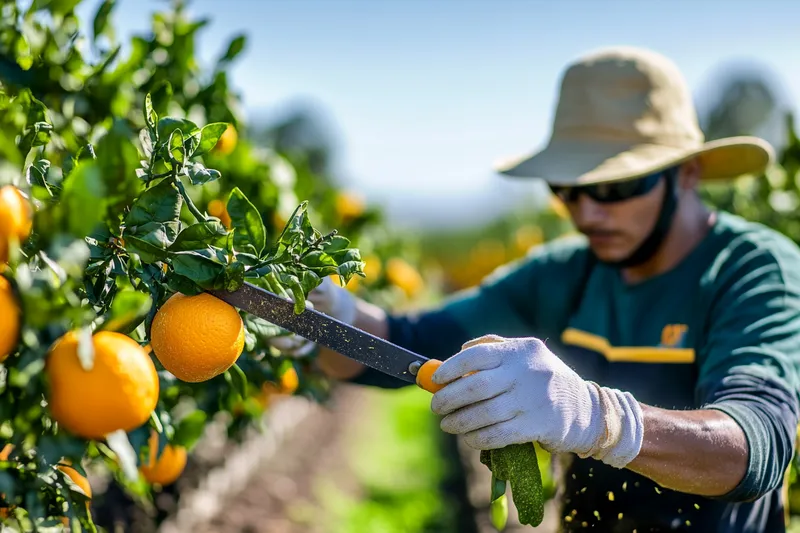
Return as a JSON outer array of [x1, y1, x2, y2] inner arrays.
[[268, 333, 316, 358], [429, 335, 644, 469], [306, 276, 358, 325]]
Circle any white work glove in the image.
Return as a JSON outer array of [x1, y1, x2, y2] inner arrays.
[[268, 333, 316, 358], [306, 276, 357, 325], [429, 335, 644, 469]]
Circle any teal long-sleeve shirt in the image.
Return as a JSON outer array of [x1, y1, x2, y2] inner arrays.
[[351, 211, 800, 532]]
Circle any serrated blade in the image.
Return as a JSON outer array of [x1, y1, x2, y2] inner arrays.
[[207, 282, 429, 384]]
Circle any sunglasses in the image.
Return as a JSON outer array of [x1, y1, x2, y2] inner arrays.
[[549, 167, 676, 204]]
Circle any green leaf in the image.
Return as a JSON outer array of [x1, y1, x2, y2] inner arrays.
[[60, 161, 106, 237], [244, 315, 283, 338], [184, 161, 221, 185], [144, 93, 158, 135], [29, 0, 81, 16], [157, 117, 198, 142], [301, 250, 339, 276], [95, 119, 143, 208], [193, 123, 228, 156], [278, 273, 307, 314], [18, 121, 53, 157], [227, 187, 266, 256], [126, 178, 182, 227], [170, 221, 228, 251], [101, 290, 151, 334], [171, 251, 225, 288], [168, 129, 185, 166], [92, 0, 115, 42], [124, 235, 169, 263], [219, 34, 246, 64], [171, 410, 207, 449], [322, 235, 351, 253], [25, 159, 51, 193], [128, 221, 180, 250], [223, 261, 245, 291], [299, 270, 321, 294], [337, 260, 366, 279], [166, 273, 203, 296]]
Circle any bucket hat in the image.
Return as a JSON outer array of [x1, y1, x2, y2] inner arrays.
[[494, 46, 775, 186]]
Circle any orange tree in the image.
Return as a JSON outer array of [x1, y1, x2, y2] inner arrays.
[[0, 1, 369, 531]]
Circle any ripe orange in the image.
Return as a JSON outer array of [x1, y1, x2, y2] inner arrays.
[[207, 199, 232, 229], [257, 366, 300, 407], [362, 255, 382, 282], [46, 330, 160, 440], [0, 185, 32, 264], [335, 191, 365, 222], [212, 124, 238, 156], [150, 292, 245, 382], [140, 430, 187, 486], [0, 276, 21, 362], [415, 359, 444, 393], [385, 258, 424, 297]]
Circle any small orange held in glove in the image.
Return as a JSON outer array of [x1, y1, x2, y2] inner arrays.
[[46, 331, 159, 440], [150, 292, 245, 382], [140, 430, 187, 486]]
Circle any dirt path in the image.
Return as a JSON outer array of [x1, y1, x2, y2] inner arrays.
[[185, 386, 364, 533]]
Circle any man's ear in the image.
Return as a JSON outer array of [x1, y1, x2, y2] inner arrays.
[[678, 158, 703, 191]]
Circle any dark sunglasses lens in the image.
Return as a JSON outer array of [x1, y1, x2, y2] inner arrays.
[[592, 179, 645, 202], [549, 169, 667, 204]]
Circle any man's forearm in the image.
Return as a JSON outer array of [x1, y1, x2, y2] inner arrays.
[[316, 299, 388, 379], [625, 404, 748, 497]]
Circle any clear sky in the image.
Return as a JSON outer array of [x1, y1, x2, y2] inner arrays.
[[74, 0, 800, 229]]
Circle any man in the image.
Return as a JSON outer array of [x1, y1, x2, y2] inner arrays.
[[298, 46, 800, 532]]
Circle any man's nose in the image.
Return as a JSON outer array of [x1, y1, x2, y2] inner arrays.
[[572, 194, 607, 225]]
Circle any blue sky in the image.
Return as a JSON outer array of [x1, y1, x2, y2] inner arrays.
[[74, 0, 800, 229]]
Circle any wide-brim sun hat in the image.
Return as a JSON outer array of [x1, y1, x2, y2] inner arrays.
[[494, 46, 775, 186]]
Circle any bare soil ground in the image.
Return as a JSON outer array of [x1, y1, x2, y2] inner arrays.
[[174, 386, 365, 533]]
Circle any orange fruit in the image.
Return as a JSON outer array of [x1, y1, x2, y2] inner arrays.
[[150, 292, 245, 382], [0, 276, 21, 362], [385, 258, 424, 297], [140, 430, 187, 486], [212, 124, 237, 156], [335, 191, 365, 221], [362, 255, 382, 282], [0, 185, 32, 264], [46, 330, 160, 440], [207, 199, 232, 229], [415, 359, 444, 393], [257, 366, 300, 407]]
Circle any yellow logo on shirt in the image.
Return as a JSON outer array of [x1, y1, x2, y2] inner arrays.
[[660, 324, 688, 348]]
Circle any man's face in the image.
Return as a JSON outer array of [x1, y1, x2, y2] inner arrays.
[[555, 174, 668, 264]]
